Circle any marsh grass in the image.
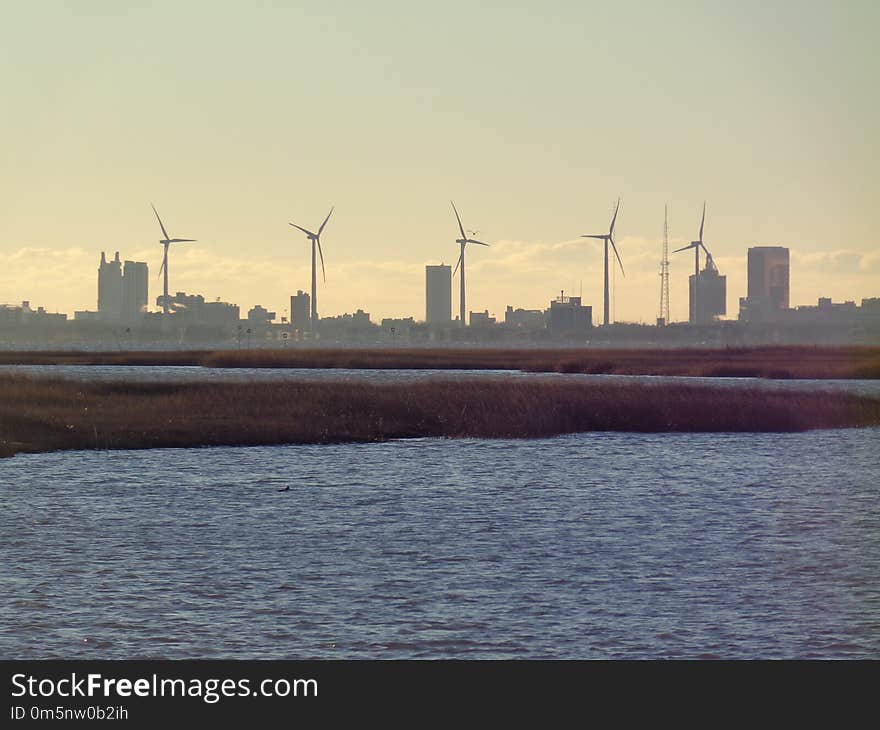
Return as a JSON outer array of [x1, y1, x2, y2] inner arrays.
[[0, 346, 877, 379], [1, 374, 878, 457]]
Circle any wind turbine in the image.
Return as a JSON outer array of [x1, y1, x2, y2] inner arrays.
[[151, 204, 196, 316], [582, 198, 624, 326], [289, 207, 333, 333], [451, 201, 489, 327], [673, 202, 709, 324]]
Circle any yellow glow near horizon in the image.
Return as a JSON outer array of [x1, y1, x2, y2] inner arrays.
[[1, 1, 877, 323]]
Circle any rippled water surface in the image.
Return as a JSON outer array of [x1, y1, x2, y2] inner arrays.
[[2, 363, 880, 396], [2, 429, 879, 658]]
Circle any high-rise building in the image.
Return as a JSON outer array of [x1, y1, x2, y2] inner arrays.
[[290, 290, 310, 332], [425, 265, 452, 323], [748, 246, 790, 311], [739, 246, 790, 323], [121, 260, 148, 322], [98, 251, 123, 320], [688, 254, 726, 324]]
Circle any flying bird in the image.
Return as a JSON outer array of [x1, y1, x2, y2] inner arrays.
[[450, 201, 490, 327]]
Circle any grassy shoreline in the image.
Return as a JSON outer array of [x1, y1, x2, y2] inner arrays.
[[0, 345, 877, 379], [1, 375, 878, 458]]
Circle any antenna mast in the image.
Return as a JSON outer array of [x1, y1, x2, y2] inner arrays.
[[659, 205, 670, 325]]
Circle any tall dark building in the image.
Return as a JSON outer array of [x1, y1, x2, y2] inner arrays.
[[290, 290, 310, 332], [98, 251, 123, 320], [425, 265, 452, 323], [739, 246, 790, 323], [121, 260, 149, 322], [688, 255, 726, 324], [748, 246, 790, 311], [98, 252, 148, 322]]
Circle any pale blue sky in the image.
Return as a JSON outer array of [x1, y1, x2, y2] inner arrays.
[[1, 1, 877, 322]]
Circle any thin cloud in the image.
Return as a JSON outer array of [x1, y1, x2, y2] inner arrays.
[[1, 239, 876, 322], [792, 248, 879, 274]]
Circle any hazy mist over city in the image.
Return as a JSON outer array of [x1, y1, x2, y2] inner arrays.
[[3, 2, 880, 681], [0, 1, 877, 323]]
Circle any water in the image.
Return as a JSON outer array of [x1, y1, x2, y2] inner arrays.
[[2, 429, 879, 659], [2, 363, 880, 396]]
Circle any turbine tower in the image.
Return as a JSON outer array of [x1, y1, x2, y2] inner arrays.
[[151, 204, 196, 316], [673, 202, 708, 324], [582, 198, 624, 326], [659, 205, 670, 325], [289, 207, 334, 334], [450, 201, 489, 327]]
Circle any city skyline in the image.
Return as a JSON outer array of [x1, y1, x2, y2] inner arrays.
[[0, 201, 875, 325], [0, 2, 877, 322]]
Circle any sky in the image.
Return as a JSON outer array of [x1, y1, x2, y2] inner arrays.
[[1, 0, 877, 323]]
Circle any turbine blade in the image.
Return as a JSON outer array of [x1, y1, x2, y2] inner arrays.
[[673, 243, 695, 253], [467, 239, 490, 246], [318, 206, 334, 236], [581, 234, 606, 240], [158, 249, 167, 277], [609, 197, 620, 235], [151, 203, 170, 242], [170, 238, 196, 243], [289, 222, 315, 237], [317, 239, 326, 283], [451, 201, 467, 242], [699, 201, 706, 243], [610, 237, 625, 276], [452, 250, 463, 276]]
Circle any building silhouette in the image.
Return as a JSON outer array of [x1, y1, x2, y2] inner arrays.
[[290, 291, 311, 332], [98, 252, 148, 322], [121, 260, 148, 322], [319, 309, 374, 341], [159, 292, 239, 326], [548, 293, 592, 337], [739, 246, 790, 322], [469, 310, 495, 327], [791, 297, 880, 323], [98, 252, 123, 320], [381, 317, 415, 341], [504, 305, 545, 330], [425, 265, 452, 323], [0, 300, 67, 325], [689, 254, 726, 324], [247, 305, 276, 326], [748, 246, 790, 308]]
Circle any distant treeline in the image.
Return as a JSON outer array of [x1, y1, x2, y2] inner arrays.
[[1, 375, 878, 458], [0, 345, 878, 379]]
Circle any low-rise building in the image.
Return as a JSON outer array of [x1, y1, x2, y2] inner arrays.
[[469, 310, 496, 327], [504, 306, 545, 330], [547, 293, 591, 337]]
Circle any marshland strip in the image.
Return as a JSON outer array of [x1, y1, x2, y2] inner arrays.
[[1, 375, 879, 458], [0, 345, 878, 379]]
